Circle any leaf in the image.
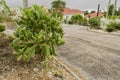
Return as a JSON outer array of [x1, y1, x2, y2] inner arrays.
[[42, 45, 50, 57], [17, 55, 22, 61], [57, 38, 65, 46], [38, 33, 42, 39], [24, 54, 30, 62], [21, 10, 26, 15], [33, 4, 40, 11], [50, 44, 55, 55], [11, 38, 19, 46], [25, 46, 36, 58]]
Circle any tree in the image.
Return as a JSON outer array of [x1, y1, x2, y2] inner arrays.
[[112, 0, 117, 16], [117, 7, 120, 16], [23, 0, 28, 8], [108, 4, 114, 16], [106, 0, 111, 17], [84, 10, 89, 15], [90, 11, 96, 13], [51, 0, 66, 14]]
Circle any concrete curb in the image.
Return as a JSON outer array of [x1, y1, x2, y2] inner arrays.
[[88, 29, 120, 35], [53, 57, 82, 80]]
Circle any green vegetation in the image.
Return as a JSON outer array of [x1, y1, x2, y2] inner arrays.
[[64, 14, 88, 26], [0, 23, 5, 32], [117, 7, 120, 16], [0, 0, 13, 23], [71, 14, 84, 25], [108, 4, 116, 16], [68, 20, 74, 24], [82, 18, 88, 26], [90, 11, 96, 13], [107, 4, 120, 19], [0, 16, 12, 22], [84, 10, 89, 15], [11, 5, 65, 62], [51, 0, 66, 13], [107, 15, 120, 20], [106, 21, 120, 32], [89, 17, 101, 29], [51, 0, 66, 20], [0, 0, 10, 15]]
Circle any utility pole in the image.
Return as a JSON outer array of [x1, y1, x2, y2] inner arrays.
[[97, 4, 100, 16], [112, 0, 117, 17], [23, 0, 28, 8], [106, 0, 111, 18]]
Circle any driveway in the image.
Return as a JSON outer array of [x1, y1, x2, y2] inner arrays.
[[57, 25, 120, 80]]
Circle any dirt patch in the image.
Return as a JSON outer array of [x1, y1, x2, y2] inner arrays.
[[0, 37, 76, 80]]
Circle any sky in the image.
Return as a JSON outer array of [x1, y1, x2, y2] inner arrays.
[[5, 0, 120, 11]]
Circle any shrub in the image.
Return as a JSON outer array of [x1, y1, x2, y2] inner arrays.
[[0, 0, 11, 16], [11, 5, 65, 62], [82, 18, 88, 26], [0, 23, 5, 32], [106, 25, 115, 32], [89, 17, 101, 29], [68, 20, 73, 24], [107, 16, 120, 20], [115, 22, 120, 30], [106, 21, 120, 32], [71, 14, 83, 25], [63, 19, 67, 24]]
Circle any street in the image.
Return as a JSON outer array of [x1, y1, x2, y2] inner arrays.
[[57, 25, 120, 80]]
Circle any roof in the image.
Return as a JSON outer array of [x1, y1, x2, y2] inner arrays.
[[62, 7, 83, 15], [85, 12, 104, 18]]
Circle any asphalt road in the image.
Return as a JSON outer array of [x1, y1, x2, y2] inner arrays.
[[57, 25, 120, 80]]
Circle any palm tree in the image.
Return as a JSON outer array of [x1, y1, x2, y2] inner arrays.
[[23, 0, 28, 8], [51, 0, 66, 13]]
